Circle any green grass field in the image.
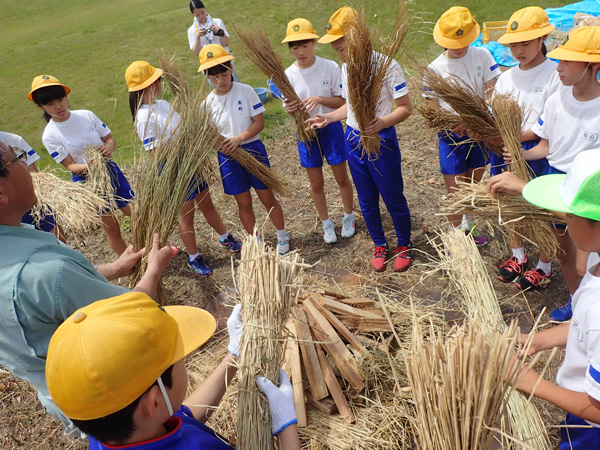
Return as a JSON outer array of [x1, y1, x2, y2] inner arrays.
[[0, 0, 569, 173]]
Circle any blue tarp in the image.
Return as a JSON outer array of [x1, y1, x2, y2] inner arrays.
[[471, 0, 600, 66]]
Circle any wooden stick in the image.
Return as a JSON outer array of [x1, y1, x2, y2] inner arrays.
[[337, 316, 393, 333], [316, 294, 383, 318], [285, 319, 307, 427], [310, 299, 367, 354], [315, 344, 356, 424]]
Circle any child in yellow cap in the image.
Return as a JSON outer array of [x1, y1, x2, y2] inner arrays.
[[199, 44, 291, 255], [426, 6, 501, 245], [493, 7, 563, 290], [309, 6, 414, 273], [46, 293, 300, 449], [28, 75, 134, 255], [281, 18, 355, 244], [125, 60, 242, 278]]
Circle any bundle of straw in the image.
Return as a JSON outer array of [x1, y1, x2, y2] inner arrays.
[[433, 229, 551, 449], [416, 100, 463, 134], [30, 171, 106, 237], [233, 27, 316, 143], [84, 145, 120, 212], [404, 318, 529, 450], [345, 5, 410, 156], [421, 68, 502, 156], [236, 233, 306, 450]]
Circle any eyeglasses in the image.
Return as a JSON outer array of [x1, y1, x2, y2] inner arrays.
[[1, 147, 27, 169]]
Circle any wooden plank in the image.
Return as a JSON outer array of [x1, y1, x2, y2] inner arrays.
[[314, 288, 347, 299], [336, 297, 374, 306], [316, 295, 383, 319], [285, 320, 307, 427], [305, 393, 337, 415], [310, 300, 367, 354], [315, 344, 356, 424], [292, 305, 329, 400], [303, 298, 364, 391], [338, 316, 393, 333]]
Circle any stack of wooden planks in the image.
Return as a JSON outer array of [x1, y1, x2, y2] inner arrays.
[[283, 290, 393, 426]]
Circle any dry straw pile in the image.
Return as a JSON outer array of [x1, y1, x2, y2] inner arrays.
[[30, 171, 107, 238], [345, 3, 410, 156], [234, 27, 316, 143], [236, 233, 306, 450], [84, 145, 120, 212]]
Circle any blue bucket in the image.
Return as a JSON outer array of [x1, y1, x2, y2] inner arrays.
[[266, 79, 284, 100], [254, 87, 268, 103]]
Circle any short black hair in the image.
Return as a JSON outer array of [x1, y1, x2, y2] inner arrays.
[[189, 0, 205, 12], [71, 365, 174, 444], [205, 61, 234, 82], [129, 90, 144, 122], [288, 39, 316, 49], [31, 85, 68, 123]]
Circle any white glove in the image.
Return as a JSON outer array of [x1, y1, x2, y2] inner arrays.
[[256, 368, 297, 436], [227, 304, 243, 356]]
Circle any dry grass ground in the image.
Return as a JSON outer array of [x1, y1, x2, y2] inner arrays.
[[0, 112, 569, 449]]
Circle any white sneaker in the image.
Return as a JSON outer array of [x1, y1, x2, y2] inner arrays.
[[341, 215, 356, 238], [278, 233, 290, 255], [323, 221, 337, 244]]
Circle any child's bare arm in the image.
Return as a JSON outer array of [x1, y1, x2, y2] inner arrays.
[[306, 104, 348, 129], [521, 322, 570, 355], [60, 154, 88, 175], [220, 114, 265, 155], [276, 424, 301, 450], [522, 138, 549, 161], [521, 129, 540, 142], [365, 94, 412, 134]]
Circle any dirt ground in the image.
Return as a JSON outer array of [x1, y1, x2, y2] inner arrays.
[[0, 112, 569, 449]]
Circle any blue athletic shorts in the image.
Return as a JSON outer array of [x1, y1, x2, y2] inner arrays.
[[185, 176, 209, 202], [438, 131, 489, 175], [490, 139, 550, 177], [297, 121, 347, 168], [559, 414, 600, 450], [21, 209, 57, 232], [218, 139, 270, 195], [72, 161, 134, 211]]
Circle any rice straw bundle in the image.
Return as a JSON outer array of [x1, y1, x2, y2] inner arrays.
[[434, 229, 551, 449], [30, 171, 106, 237], [422, 67, 502, 157], [84, 145, 120, 212], [236, 232, 306, 450], [345, 4, 410, 156], [404, 318, 529, 450], [233, 27, 316, 143], [416, 100, 463, 134]]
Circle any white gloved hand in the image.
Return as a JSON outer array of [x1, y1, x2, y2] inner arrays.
[[256, 368, 297, 436], [227, 304, 243, 356]]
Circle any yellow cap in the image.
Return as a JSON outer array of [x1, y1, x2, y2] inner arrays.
[[28, 75, 70, 101], [318, 6, 358, 44], [46, 292, 216, 420], [198, 44, 235, 72], [433, 6, 480, 49], [281, 18, 319, 43], [125, 61, 164, 92], [497, 7, 554, 45], [547, 26, 600, 63]]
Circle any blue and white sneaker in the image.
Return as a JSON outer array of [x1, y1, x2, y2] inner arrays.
[[187, 255, 213, 277], [219, 234, 242, 253], [341, 215, 356, 239], [323, 221, 337, 244], [549, 299, 573, 322], [278, 233, 290, 255]]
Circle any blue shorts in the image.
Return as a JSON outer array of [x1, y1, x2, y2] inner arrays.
[[21, 209, 57, 232], [72, 161, 134, 211], [438, 131, 489, 175], [185, 177, 209, 202], [218, 140, 270, 195], [490, 139, 550, 177], [297, 121, 347, 168], [559, 414, 600, 450]]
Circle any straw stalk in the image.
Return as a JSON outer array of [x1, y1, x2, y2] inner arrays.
[[84, 145, 120, 212]]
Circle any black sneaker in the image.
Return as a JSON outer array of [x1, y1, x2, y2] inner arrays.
[[497, 256, 527, 283], [516, 268, 551, 291]]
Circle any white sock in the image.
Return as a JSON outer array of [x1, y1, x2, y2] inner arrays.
[[276, 229, 288, 239], [188, 252, 200, 261], [343, 212, 354, 221], [322, 218, 334, 228], [536, 260, 552, 276], [219, 232, 229, 241], [511, 247, 526, 263]]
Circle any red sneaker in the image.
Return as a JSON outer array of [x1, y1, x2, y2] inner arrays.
[[392, 245, 412, 272], [497, 256, 527, 283], [371, 245, 387, 272], [516, 268, 552, 291]]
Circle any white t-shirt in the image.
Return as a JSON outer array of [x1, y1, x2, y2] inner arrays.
[[531, 88, 600, 172], [556, 252, 600, 426], [187, 16, 229, 51], [341, 52, 409, 130], [42, 110, 111, 164], [0, 131, 40, 167], [285, 56, 343, 117], [427, 46, 501, 111], [135, 100, 180, 151], [203, 82, 266, 144], [494, 58, 562, 131]]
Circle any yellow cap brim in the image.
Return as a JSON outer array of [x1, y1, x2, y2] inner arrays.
[[281, 32, 320, 43], [497, 24, 555, 45], [546, 46, 600, 63], [28, 83, 71, 101], [128, 68, 164, 92], [198, 54, 235, 72], [166, 305, 217, 363], [433, 22, 480, 49], [318, 33, 344, 44]]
